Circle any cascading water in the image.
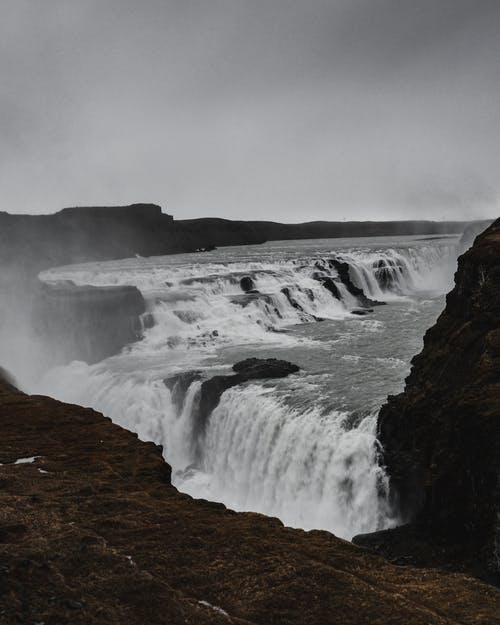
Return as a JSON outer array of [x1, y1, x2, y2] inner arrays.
[[34, 235, 459, 540]]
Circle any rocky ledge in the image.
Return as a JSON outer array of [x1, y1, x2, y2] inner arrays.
[[196, 358, 300, 428], [34, 280, 147, 365], [1, 381, 500, 624], [355, 218, 500, 581], [164, 358, 300, 460]]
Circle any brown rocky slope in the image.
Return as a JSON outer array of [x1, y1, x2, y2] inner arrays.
[[1, 380, 500, 623]]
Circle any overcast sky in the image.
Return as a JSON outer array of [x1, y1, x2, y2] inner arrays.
[[1, 1, 499, 221]]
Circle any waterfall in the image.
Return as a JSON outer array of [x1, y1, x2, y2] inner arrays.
[[34, 237, 458, 540], [181, 385, 393, 538], [39, 242, 457, 354]]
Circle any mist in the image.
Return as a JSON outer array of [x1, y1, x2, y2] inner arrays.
[[1, 0, 499, 221]]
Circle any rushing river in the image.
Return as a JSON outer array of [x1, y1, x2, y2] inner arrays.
[[35, 234, 458, 539]]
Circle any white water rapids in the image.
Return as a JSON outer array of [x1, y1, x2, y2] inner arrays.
[[33, 235, 458, 539]]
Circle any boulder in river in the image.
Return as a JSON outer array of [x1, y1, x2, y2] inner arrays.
[[240, 276, 258, 293], [163, 370, 203, 412], [197, 358, 300, 433]]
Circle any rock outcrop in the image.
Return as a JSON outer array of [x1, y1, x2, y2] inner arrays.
[[313, 259, 384, 308], [163, 370, 203, 411], [239, 276, 257, 293], [358, 218, 500, 579], [1, 380, 500, 624], [329, 258, 385, 307], [0, 206, 477, 280], [458, 219, 494, 253], [197, 358, 300, 430], [34, 280, 146, 365]]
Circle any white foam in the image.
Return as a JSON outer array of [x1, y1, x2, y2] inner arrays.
[[34, 239, 457, 541], [177, 385, 396, 539]]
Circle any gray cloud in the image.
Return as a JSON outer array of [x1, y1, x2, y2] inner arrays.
[[0, 0, 499, 220]]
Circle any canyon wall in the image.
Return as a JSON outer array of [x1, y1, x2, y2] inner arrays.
[[33, 281, 146, 366], [1, 379, 499, 623], [375, 218, 500, 576], [0, 204, 473, 278]]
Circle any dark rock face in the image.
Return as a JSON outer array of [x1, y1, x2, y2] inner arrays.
[[34, 281, 146, 365], [197, 358, 300, 431], [240, 276, 257, 293], [374, 218, 500, 577], [312, 273, 342, 300], [281, 286, 303, 311], [459, 219, 495, 254], [230, 292, 274, 308], [372, 259, 405, 291], [232, 358, 300, 378], [2, 382, 500, 624], [163, 370, 203, 412], [329, 259, 385, 307]]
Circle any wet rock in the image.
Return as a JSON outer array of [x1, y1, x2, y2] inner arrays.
[[281, 287, 304, 311], [351, 309, 373, 316], [163, 371, 203, 412], [230, 292, 273, 307], [281, 287, 318, 322], [328, 258, 385, 307], [232, 358, 300, 379], [374, 218, 500, 580], [372, 259, 405, 291], [240, 276, 257, 293], [197, 358, 300, 431], [312, 273, 342, 300], [33, 281, 146, 366], [141, 312, 155, 330]]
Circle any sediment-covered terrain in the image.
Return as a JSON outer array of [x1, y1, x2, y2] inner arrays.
[[1, 379, 500, 624]]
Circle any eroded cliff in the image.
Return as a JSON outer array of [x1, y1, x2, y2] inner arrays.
[[33, 281, 146, 366], [1, 381, 500, 624], [366, 218, 500, 578]]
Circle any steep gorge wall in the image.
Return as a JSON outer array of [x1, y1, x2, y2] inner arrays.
[[33, 281, 146, 366], [376, 218, 500, 574], [0, 204, 473, 278], [1, 380, 499, 623]]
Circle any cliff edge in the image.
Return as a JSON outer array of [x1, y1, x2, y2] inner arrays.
[[1, 381, 500, 624], [357, 218, 500, 579]]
